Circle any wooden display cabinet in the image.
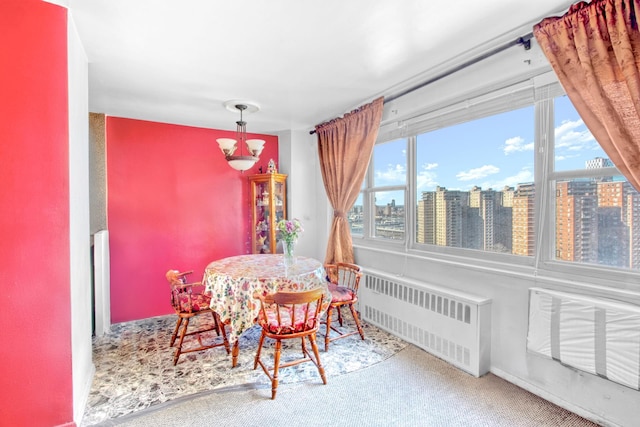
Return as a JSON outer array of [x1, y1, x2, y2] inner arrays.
[[249, 173, 287, 254]]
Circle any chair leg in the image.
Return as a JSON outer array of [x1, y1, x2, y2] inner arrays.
[[215, 313, 231, 354], [210, 310, 221, 336], [308, 333, 327, 385], [337, 306, 344, 326], [349, 303, 365, 340], [324, 306, 333, 351], [171, 317, 183, 347], [271, 340, 282, 400], [254, 331, 266, 370], [173, 318, 190, 365], [232, 341, 240, 368]]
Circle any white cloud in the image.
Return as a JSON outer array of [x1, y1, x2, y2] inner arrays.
[[423, 162, 438, 170], [555, 118, 583, 136], [456, 165, 500, 181], [375, 163, 406, 185], [479, 168, 534, 190], [555, 118, 596, 151], [417, 172, 438, 191], [503, 136, 534, 155], [416, 162, 439, 192]]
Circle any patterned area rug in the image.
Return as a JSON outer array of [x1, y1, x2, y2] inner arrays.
[[82, 314, 407, 426]]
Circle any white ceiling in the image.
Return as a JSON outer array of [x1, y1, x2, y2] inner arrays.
[[66, 0, 575, 135]]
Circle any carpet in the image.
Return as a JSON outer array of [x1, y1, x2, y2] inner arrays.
[[82, 314, 407, 426], [90, 343, 601, 427]]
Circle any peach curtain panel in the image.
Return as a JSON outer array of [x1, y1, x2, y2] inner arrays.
[[315, 97, 384, 264], [534, 0, 640, 190]]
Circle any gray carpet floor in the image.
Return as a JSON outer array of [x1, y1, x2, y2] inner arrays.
[[93, 343, 600, 427]]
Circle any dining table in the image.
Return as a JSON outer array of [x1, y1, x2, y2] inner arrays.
[[202, 254, 331, 367]]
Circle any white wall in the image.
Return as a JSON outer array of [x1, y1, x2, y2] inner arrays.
[[68, 11, 94, 424], [278, 129, 328, 262], [353, 247, 639, 426], [297, 36, 640, 427]]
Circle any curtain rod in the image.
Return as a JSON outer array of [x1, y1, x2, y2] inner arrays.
[[309, 33, 533, 135]]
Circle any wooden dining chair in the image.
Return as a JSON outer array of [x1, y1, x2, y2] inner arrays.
[[165, 269, 230, 365], [254, 287, 327, 399], [323, 262, 365, 351]]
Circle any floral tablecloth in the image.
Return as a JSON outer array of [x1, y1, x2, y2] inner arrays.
[[203, 254, 330, 344]]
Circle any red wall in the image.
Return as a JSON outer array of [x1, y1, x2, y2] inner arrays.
[[0, 1, 74, 426], [107, 117, 279, 322]]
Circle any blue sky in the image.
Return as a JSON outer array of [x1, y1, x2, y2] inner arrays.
[[371, 95, 607, 205]]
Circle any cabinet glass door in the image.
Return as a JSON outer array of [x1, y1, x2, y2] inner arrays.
[[254, 179, 271, 253], [250, 173, 287, 254]]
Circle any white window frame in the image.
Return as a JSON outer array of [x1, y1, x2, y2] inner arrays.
[[539, 93, 638, 283], [354, 74, 640, 286], [354, 140, 408, 246]]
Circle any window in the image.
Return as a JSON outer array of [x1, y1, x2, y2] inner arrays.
[[348, 193, 364, 236], [373, 189, 405, 240], [552, 96, 640, 270], [415, 106, 535, 255], [350, 139, 407, 240], [553, 96, 609, 171], [372, 139, 407, 240], [354, 79, 640, 275]]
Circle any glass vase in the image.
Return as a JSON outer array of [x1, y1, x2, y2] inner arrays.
[[283, 239, 296, 267]]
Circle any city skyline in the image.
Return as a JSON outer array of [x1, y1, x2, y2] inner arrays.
[[352, 175, 640, 269]]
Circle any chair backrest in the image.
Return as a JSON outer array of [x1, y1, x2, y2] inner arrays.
[[324, 262, 362, 293], [259, 287, 325, 334], [166, 269, 192, 285], [165, 269, 203, 313]]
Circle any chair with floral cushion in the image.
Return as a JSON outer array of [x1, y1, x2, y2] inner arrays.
[[253, 287, 327, 399], [165, 269, 230, 365], [323, 262, 365, 351]]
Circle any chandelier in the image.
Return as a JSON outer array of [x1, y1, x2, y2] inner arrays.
[[217, 102, 265, 172]]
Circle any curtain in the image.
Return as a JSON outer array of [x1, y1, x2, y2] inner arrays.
[[315, 97, 384, 264], [533, 0, 640, 190]]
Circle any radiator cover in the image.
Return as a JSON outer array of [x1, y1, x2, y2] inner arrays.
[[527, 287, 640, 390], [359, 268, 492, 377]]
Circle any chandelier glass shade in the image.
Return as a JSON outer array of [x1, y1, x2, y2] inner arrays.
[[217, 103, 265, 172]]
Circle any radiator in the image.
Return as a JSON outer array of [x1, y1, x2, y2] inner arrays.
[[527, 287, 640, 390], [359, 268, 492, 377], [94, 230, 111, 336]]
